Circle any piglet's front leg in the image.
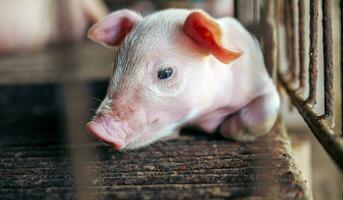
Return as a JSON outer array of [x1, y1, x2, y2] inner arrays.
[[220, 89, 280, 141]]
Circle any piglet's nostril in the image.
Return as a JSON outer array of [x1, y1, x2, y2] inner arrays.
[[86, 119, 125, 150]]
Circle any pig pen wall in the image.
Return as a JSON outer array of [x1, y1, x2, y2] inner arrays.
[[236, 0, 342, 199]]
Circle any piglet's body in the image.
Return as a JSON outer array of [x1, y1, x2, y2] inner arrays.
[[86, 9, 280, 150]]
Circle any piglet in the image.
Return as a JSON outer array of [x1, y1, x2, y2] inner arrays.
[[86, 9, 280, 150]]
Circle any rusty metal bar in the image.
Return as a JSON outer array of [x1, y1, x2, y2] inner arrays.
[[298, 0, 306, 90], [259, 0, 277, 78], [286, 0, 297, 81], [279, 74, 343, 170], [287, 0, 298, 81], [270, 0, 278, 82], [285, 1, 291, 75], [306, 0, 318, 105], [321, 0, 334, 127]]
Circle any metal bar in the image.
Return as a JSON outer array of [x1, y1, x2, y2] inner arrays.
[[279, 74, 343, 170], [284, 0, 291, 77], [253, 0, 257, 22], [287, 0, 297, 81], [321, 0, 334, 127], [270, 1, 280, 84], [260, 0, 277, 78], [283, 1, 295, 111], [234, 0, 239, 19], [253, 0, 259, 23], [54, 46, 100, 200], [341, 0, 343, 136], [306, 0, 319, 105], [298, 0, 306, 90]]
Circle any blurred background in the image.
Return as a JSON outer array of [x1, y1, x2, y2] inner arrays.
[[0, 0, 341, 199]]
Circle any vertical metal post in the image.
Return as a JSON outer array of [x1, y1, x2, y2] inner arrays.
[[321, 0, 334, 127], [234, 0, 239, 19], [253, 0, 260, 23], [289, 0, 297, 81], [341, 0, 343, 136], [298, 0, 306, 90], [306, 0, 318, 105], [340, 0, 343, 137]]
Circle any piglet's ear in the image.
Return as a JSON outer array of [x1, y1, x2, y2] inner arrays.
[[183, 11, 241, 64], [88, 9, 142, 47]]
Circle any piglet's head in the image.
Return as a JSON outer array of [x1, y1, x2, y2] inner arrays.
[[86, 9, 242, 150]]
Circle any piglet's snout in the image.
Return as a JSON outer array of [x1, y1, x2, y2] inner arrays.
[[86, 115, 127, 150]]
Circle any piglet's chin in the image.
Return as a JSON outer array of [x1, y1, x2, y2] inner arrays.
[[86, 115, 127, 150]]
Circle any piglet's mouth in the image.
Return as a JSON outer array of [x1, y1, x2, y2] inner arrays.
[[86, 115, 127, 150]]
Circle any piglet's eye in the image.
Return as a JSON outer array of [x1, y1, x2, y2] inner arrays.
[[157, 67, 173, 80]]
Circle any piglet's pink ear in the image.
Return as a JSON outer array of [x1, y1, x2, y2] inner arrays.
[[183, 11, 241, 64], [88, 9, 142, 47]]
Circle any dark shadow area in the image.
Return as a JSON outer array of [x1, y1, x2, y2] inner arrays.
[[0, 80, 108, 147]]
